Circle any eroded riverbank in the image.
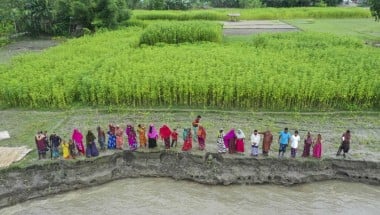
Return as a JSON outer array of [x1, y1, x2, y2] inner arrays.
[[0, 151, 379, 209]]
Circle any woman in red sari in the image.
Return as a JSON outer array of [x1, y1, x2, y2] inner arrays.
[[72, 128, 85, 156], [159, 125, 172, 150], [236, 129, 245, 154], [182, 128, 192, 151], [313, 134, 322, 159], [197, 126, 206, 150]]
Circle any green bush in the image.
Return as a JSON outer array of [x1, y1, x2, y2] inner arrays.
[[0, 37, 10, 47], [121, 19, 148, 28], [139, 21, 222, 45]]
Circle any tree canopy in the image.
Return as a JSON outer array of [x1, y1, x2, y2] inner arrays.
[[369, 0, 380, 21], [0, 0, 131, 37]]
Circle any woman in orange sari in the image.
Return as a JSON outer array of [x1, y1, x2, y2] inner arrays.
[[137, 124, 147, 148], [115, 125, 124, 150]]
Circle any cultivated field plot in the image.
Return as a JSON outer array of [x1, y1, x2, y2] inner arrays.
[[223, 20, 298, 35]]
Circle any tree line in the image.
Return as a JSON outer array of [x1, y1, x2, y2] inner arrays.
[[0, 0, 131, 38]]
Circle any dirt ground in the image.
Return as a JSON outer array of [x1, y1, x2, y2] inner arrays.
[[223, 20, 298, 36], [0, 39, 59, 64], [0, 109, 379, 167]]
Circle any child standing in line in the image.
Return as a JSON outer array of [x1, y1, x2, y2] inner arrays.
[[290, 130, 300, 158], [171, 128, 178, 147]]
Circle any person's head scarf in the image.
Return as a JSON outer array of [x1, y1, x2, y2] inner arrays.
[[72, 128, 83, 143], [223, 129, 236, 142], [236, 129, 245, 139], [148, 124, 158, 138], [159, 124, 172, 138]]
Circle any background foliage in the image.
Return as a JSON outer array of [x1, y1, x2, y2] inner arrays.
[[0, 0, 131, 38]]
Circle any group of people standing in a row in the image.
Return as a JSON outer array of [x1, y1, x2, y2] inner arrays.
[[35, 129, 100, 160], [215, 128, 322, 158], [35, 114, 352, 160], [215, 128, 350, 159]]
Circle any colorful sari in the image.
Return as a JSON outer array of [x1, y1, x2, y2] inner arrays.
[[224, 129, 236, 154], [62, 141, 70, 159], [313, 136, 322, 159], [159, 125, 172, 149], [148, 124, 158, 148], [72, 129, 85, 155], [197, 126, 206, 150], [116, 126, 124, 149], [182, 128, 192, 151], [126, 125, 138, 151], [302, 134, 313, 157], [107, 124, 116, 149], [236, 129, 245, 153], [137, 125, 147, 148]]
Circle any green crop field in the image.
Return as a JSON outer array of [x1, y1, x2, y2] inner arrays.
[[0, 25, 379, 110], [132, 7, 371, 20]]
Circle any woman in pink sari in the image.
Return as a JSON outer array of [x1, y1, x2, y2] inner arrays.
[[126, 125, 138, 151], [197, 126, 206, 150], [72, 129, 85, 156], [148, 124, 158, 149], [313, 134, 322, 159]]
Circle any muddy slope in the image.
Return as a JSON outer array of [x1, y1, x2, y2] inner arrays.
[[0, 151, 379, 209]]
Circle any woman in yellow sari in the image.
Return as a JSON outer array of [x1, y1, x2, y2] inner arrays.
[[62, 140, 70, 159]]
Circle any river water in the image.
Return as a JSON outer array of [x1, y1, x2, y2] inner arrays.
[[1, 178, 379, 215]]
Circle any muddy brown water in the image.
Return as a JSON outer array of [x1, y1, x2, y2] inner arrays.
[[0, 178, 379, 215]]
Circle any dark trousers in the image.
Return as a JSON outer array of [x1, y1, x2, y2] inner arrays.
[[291, 147, 297, 158], [337, 141, 350, 156], [171, 139, 177, 147]]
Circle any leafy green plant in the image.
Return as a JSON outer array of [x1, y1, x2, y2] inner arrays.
[[139, 21, 222, 45]]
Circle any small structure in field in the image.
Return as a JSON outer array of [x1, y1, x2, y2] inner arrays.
[[227, 13, 241, 22]]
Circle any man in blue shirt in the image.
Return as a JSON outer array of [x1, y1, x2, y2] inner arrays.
[[278, 127, 291, 158]]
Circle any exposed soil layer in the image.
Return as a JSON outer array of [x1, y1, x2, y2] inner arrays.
[[0, 39, 59, 64], [0, 151, 379, 209], [223, 20, 298, 35]]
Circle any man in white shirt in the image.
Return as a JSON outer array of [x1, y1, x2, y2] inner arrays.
[[290, 130, 300, 158], [250, 130, 261, 156]]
